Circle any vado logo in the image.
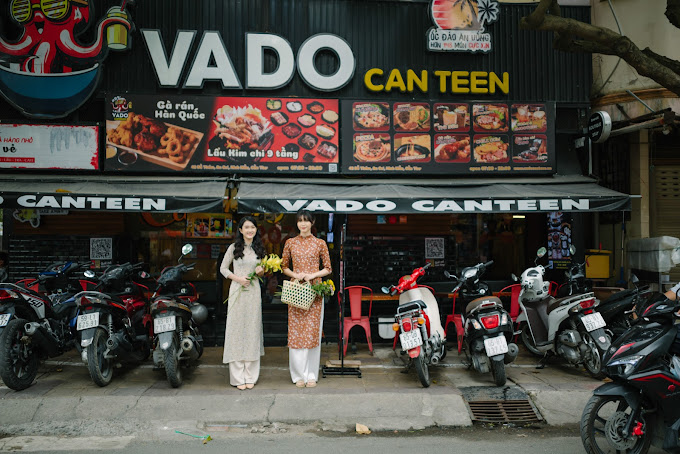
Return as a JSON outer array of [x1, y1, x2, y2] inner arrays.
[[427, 0, 500, 53], [0, 0, 134, 119], [141, 30, 355, 92], [110, 95, 132, 121]]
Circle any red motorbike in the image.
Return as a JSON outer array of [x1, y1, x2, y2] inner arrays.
[[382, 263, 446, 387], [75, 263, 151, 387]]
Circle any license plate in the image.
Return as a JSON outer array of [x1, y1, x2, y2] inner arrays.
[[484, 335, 509, 357], [77, 312, 99, 331], [399, 329, 423, 350], [154, 316, 176, 334], [581, 312, 606, 332], [0, 313, 10, 327]]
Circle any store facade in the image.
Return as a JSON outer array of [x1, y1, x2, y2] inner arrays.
[[0, 0, 628, 345]]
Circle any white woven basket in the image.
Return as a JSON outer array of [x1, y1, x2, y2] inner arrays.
[[281, 279, 316, 310]]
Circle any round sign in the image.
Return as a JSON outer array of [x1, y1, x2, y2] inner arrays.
[[588, 111, 612, 143]]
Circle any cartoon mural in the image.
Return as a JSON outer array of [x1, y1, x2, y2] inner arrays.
[[0, 0, 134, 118]]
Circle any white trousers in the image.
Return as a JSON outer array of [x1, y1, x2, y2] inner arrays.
[[229, 359, 260, 386], [289, 303, 324, 383]]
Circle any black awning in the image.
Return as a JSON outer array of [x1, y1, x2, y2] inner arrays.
[[237, 177, 631, 214], [0, 175, 228, 213]]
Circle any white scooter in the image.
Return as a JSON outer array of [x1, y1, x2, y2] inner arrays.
[[382, 263, 446, 388], [515, 246, 610, 378]]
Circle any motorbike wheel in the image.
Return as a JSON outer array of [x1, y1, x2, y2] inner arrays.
[[519, 323, 543, 357], [414, 350, 431, 388], [490, 359, 507, 387], [580, 394, 652, 454], [164, 335, 182, 388], [0, 318, 39, 391], [582, 333, 606, 379], [86, 328, 113, 387]]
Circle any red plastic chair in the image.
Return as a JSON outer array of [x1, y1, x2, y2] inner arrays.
[[343, 286, 373, 355], [549, 281, 559, 297], [443, 292, 464, 353], [498, 284, 522, 321]]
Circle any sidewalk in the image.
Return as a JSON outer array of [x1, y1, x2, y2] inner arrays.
[[0, 343, 603, 435]]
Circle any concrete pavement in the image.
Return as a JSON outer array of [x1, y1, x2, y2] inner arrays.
[[0, 342, 603, 438]]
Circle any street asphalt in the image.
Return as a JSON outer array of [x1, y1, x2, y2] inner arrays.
[[0, 341, 604, 439]]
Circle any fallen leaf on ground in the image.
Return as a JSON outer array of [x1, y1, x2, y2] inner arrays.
[[356, 423, 371, 435]]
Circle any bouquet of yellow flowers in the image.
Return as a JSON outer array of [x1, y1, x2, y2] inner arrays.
[[224, 254, 282, 306], [310, 279, 335, 297]]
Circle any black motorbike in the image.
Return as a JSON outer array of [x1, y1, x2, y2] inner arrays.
[[75, 263, 151, 387], [0, 262, 91, 390], [580, 291, 680, 453], [446, 260, 518, 386], [149, 244, 207, 388], [595, 275, 650, 341]]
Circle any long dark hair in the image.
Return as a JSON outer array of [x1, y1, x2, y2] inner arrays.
[[296, 209, 315, 226], [233, 216, 266, 260]]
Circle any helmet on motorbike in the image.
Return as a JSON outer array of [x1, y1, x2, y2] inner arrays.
[[191, 303, 209, 325], [520, 266, 550, 303]]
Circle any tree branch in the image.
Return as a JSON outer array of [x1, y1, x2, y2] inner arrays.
[[521, 0, 680, 97]]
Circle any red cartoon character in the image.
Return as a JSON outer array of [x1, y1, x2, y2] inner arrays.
[[0, 0, 134, 118]]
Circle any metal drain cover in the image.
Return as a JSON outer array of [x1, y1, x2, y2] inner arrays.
[[460, 386, 543, 424]]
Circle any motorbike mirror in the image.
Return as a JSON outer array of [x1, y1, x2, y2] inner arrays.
[[536, 247, 547, 258], [444, 271, 451, 279], [631, 274, 639, 285], [511, 273, 518, 282], [181, 244, 193, 256], [84, 270, 95, 278], [381, 286, 390, 294], [569, 244, 576, 255]]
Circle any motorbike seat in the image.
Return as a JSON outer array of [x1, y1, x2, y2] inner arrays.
[[546, 296, 573, 315], [465, 296, 502, 315], [600, 288, 635, 305], [397, 300, 427, 314]]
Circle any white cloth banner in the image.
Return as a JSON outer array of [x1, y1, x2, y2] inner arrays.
[[0, 124, 98, 170]]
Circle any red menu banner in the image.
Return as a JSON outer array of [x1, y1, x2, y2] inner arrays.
[[105, 94, 339, 173]]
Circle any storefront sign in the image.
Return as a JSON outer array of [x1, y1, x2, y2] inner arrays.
[[588, 111, 612, 144], [427, 0, 500, 53], [364, 69, 509, 94], [342, 100, 555, 175], [142, 30, 355, 92], [240, 197, 630, 214], [105, 94, 339, 174], [0, 125, 99, 170], [0, 194, 223, 213], [0, 2, 134, 119]]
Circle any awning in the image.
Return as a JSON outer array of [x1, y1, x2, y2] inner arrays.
[[0, 175, 228, 212], [237, 176, 631, 214]]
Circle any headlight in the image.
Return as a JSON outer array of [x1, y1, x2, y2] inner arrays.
[[463, 269, 476, 279], [608, 355, 643, 376]]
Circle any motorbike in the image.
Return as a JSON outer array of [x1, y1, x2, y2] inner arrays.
[[75, 262, 151, 387], [445, 260, 518, 386], [580, 291, 680, 454], [149, 244, 207, 388], [515, 246, 611, 378], [595, 275, 650, 341], [0, 262, 92, 390], [382, 262, 446, 388]]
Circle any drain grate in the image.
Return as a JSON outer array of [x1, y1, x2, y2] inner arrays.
[[466, 399, 542, 424]]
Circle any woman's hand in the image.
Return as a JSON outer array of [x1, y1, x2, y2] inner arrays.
[[293, 272, 306, 281], [238, 276, 250, 287], [255, 266, 264, 277], [302, 273, 316, 282]]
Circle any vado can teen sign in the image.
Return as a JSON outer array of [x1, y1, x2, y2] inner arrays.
[[141, 31, 355, 91]]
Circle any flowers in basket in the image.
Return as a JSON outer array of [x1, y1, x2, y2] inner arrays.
[[310, 279, 335, 297], [224, 254, 282, 305]]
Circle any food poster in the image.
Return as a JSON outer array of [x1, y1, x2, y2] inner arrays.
[[105, 94, 339, 173], [186, 213, 232, 238], [341, 100, 556, 175]]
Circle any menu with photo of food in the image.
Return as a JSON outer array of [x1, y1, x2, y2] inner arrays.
[[105, 94, 339, 174], [342, 100, 555, 175]]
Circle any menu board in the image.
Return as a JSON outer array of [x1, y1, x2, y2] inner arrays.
[[104, 94, 339, 173], [341, 100, 555, 175]]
